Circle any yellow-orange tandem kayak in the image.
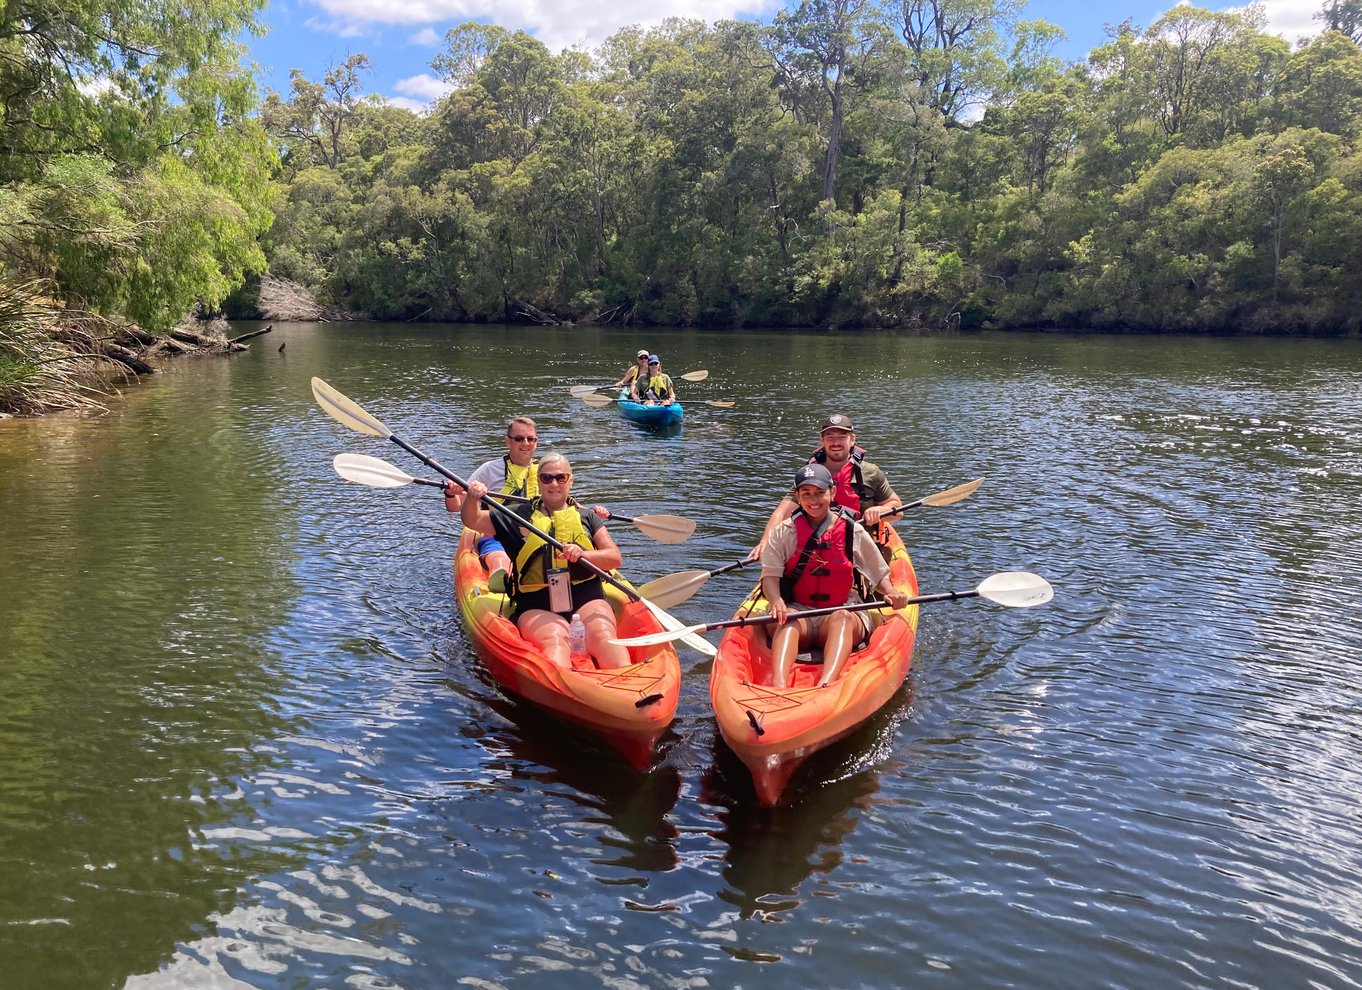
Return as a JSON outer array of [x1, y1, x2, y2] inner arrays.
[[454, 527, 681, 769], [709, 525, 920, 805]]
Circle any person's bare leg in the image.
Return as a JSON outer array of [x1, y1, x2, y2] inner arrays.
[[768, 619, 806, 687], [518, 610, 570, 668], [817, 612, 865, 687], [579, 598, 630, 668]]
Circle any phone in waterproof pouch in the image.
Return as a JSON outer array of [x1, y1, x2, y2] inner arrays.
[[547, 568, 572, 613]]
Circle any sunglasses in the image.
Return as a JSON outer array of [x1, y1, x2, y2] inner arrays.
[[538, 472, 570, 484], [508, 434, 538, 443]]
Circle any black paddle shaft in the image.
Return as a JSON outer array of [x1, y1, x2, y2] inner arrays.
[[387, 435, 639, 602]]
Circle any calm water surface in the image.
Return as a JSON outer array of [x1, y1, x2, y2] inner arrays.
[[2, 324, 1361, 989]]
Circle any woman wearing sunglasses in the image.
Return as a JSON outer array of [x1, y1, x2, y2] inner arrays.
[[458, 451, 631, 669], [612, 348, 652, 390]]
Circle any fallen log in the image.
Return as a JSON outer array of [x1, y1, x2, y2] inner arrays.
[[227, 324, 272, 344], [169, 328, 222, 348], [102, 344, 158, 375]]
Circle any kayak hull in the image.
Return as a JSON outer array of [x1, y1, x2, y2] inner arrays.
[[454, 528, 681, 768], [617, 392, 684, 427], [709, 526, 919, 804]]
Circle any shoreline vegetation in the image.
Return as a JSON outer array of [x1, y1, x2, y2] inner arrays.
[[5, 2, 1362, 416]]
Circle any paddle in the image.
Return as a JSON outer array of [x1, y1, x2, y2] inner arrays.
[[582, 392, 733, 409], [634, 477, 987, 609], [311, 377, 717, 656], [331, 453, 697, 543], [568, 369, 710, 398], [610, 572, 1055, 649]]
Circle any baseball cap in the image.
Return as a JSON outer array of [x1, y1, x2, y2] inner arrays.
[[637, 349, 649, 358], [820, 413, 855, 434], [793, 463, 835, 490], [647, 354, 660, 364]]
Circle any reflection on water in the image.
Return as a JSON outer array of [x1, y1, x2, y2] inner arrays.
[[2, 325, 1362, 988]]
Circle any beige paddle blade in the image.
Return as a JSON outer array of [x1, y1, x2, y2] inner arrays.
[[333, 453, 415, 488], [311, 377, 392, 438], [921, 477, 984, 507], [580, 392, 615, 408], [612, 623, 709, 649], [629, 514, 697, 544], [976, 571, 1054, 607], [634, 569, 711, 609], [705, 400, 735, 408], [677, 369, 709, 383], [569, 384, 609, 397], [637, 600, 716, 656]]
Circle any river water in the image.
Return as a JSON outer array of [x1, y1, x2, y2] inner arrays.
[[2, 323, 1361, 989]]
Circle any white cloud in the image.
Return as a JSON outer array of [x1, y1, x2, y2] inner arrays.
[[384, 95, 431, 111], [1252, 0, 1320, 41], [409, 27, 441, 45], [303, 0, 780, 52], [395, 72, 455, 100]]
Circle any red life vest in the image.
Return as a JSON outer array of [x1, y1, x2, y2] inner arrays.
[[810, 446, 868, 517], [781, 507, 856, 607]]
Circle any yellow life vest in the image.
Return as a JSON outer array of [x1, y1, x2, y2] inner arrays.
[[512, 499, 596, 591], [497, 455, 538, 502], [645, 373, 672, 400]]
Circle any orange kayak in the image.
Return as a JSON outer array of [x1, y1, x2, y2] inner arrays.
[[709, 525, 920, 804], [453, 527, 681, 769]]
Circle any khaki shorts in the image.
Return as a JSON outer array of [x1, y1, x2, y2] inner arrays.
[[787, 601, 884, 640]]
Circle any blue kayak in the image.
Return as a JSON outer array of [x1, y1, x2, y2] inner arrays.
[[617, 391, 684, 427]]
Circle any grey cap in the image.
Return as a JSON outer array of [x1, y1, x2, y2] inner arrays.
[[793, 463, 835, 490]]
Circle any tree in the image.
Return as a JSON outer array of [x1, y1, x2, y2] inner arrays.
[[1316, 0, 1362, 45]]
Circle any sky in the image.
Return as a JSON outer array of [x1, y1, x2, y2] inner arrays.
[[245, 0, 1326, 111]]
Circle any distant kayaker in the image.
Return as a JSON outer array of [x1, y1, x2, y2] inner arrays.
[[629, 354, 675, 406], [758, 463, 911, 688], [613, 349, 651, 389], [751, 413, 902, 558], [458, 451, 632, 670]]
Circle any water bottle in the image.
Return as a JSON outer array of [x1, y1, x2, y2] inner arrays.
[[567, 613, 587, 658]]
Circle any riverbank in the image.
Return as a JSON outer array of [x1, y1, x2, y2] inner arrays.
[[0, 289, 264, 418]]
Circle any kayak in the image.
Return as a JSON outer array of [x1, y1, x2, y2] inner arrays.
[[617, 390, 684, 427], [709, 525, 920, 805], [453, 527, 681, 769]]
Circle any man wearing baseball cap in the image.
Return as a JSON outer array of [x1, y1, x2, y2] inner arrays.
[[752, 413, 902, 558], [612, 348, 653, 389], [758, 463, 910, 687]]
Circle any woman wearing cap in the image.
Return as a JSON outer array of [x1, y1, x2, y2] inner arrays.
[[613, 350, 652, 389], [629, 354, 675, 406], [459, 451, 631, 670], [758, 463, 910, 688]]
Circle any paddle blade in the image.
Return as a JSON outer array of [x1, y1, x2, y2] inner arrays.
[[629, 514, 696, 544], [638, 598, 717, 656], [977, 571, 1053, 607], [333, 453, 415, 488], [611, 624, 707, 648], [569, 384, 609, 397], [311, 377, 392, 438], [705, 400, 735, 408], [678, 369, 709, 383], [580, 392, 615, 408], [634, 570, 711, 609], [920, 477, 985, 507]]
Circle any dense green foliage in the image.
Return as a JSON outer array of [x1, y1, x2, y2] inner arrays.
[[0, 0, 275, 332], [259, 3, 1362, 334]]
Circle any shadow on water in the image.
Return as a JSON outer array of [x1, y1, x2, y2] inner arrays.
[[451, 677, 684, 870], [699, 683, 915, 925]]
